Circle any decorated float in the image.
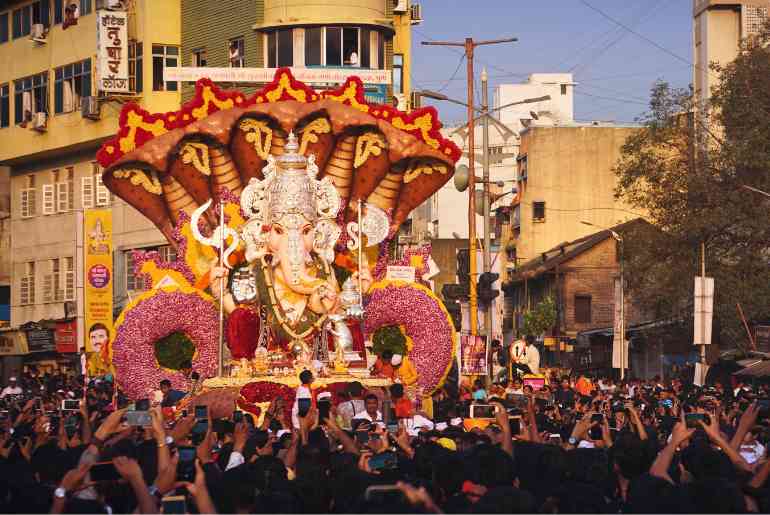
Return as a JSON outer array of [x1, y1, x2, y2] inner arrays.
[[97, 69, 460, 421]]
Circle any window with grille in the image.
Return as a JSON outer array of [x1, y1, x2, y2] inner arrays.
[[44, 258, 61, 302], [44, 168, 74, 214], [20, 175, 36, 218], [54, 59, 91, 114], [229, 37, 246, 67], [152, 45, 179, 91], [533, 201, 545, 222], [192, 47, 207, 67], [20, 262, 35, 305], [575, 295, 592, 324], [0, 84, 9, 128], [64, 257, 74, 301], [129, 41, 143, 93], [743, 6, 768, 36], [393, 54, 403, 95], [14, 72, 48, 124]]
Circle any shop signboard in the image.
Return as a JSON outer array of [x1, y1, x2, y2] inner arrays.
[[55, 320, 78, 354]]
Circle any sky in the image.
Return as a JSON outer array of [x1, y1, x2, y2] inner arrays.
[[411, 0, 694, 126]]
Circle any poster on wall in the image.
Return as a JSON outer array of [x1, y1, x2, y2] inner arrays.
[[96, 10, 129, 93], [84, 209, 114, 377], [55, 320, 77, 354], [460, 334, 488, 376]]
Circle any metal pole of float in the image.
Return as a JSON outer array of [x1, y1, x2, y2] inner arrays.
[[218, 202, 225, 378]]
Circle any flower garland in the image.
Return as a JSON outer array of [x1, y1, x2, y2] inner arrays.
[[112, 286, 219, 399], [364, 280, 456, 394]]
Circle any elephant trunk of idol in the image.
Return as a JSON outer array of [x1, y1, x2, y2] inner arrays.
[[277, 227, 321, 296]]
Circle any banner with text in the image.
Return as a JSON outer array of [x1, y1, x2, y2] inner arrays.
[[164, 66, 391, 85], [84, 209, 114, 355], [96, 10, 129, 93]]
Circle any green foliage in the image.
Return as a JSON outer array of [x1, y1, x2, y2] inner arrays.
[[522, 296, 557, 337], [614, 21, 770, 346], [371, 325, 407, 357], [154, 332, 196, 370]]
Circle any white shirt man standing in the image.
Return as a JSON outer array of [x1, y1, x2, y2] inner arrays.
[[1, 377, 23, 398]]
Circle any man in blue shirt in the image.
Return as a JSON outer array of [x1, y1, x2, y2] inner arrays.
[[159, 379, 187, 407]]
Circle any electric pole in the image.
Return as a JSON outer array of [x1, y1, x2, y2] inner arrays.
[[421, 36, 517, 341]]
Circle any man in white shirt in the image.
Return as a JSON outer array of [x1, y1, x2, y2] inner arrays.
[[0, 377, 22, 398], [352, 393, 382, 427], [511, 337, 540, 375]]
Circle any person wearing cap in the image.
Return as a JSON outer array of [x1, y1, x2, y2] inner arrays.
[[1, 376, 22, 398]]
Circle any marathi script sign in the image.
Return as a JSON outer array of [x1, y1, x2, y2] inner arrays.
[[164, 67, 392, 85], [96, 10, 128, 93]]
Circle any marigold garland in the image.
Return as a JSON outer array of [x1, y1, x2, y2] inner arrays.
[[364, 280, 456, 394], [112, 286, 218, 399]]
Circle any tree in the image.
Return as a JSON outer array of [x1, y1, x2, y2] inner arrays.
[[614, 22, 770, 349], [522, 296, 557, 337]]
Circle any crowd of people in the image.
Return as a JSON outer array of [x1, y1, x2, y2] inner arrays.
[[0, 363, 769, 513]]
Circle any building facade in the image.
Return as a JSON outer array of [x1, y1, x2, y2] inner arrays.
[[506, 124, 640, 268], [0, 0, 181, 378], [693, 0, 770, 108], [180, 0, 421, 108]]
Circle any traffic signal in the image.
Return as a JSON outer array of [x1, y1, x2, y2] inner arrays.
[[477, 272, 500, 305], [456, 249, 470, 285]]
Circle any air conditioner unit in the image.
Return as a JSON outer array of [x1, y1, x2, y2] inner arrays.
[[96, 0, 125, 10], [394, 93, 406, 111], [410, 3, 422, 24], [31, 112, 47, 132], [30, 23, 47, 42], [81, 96, 100, 120], [394, 0, 408, 13], [410, 91, 421, 110]]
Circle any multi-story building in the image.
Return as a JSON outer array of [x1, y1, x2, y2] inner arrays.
[[0, 167, 9, 330], [0, 0, 180, 377], [180, 0, 421, 108], [693, 0, 770, 108], [506, 123, 640, 267]]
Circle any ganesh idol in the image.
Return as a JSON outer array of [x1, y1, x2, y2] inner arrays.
[[208, 132, 373, 373]]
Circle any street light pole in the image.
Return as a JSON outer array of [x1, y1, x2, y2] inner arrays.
[[422, 36, 517, 341], [481, 68, 493, 374]]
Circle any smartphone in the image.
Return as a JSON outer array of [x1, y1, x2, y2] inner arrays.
[[194, 405, 208, 420], [522, 377, 546, 390], [589, 425, 603, 440], [176, 446, 197, 482], [233, 410, 244, 423], [192, 419, 208, 434], [508, 416, 521, 435], [470, 404, 496, 419], [591, 413, 604, 424], [62, 399, 80, 411], [659, 399, 673, 409], [135, 398, 150, 411], [386, 421, 399, 435], [757, 398, 770, 416], [364, 485, 406, 504], [317, 399, 331, 422], [355, 430, 370, 444], [91, 461, 121, 482], [548, 433, 562, 445], [161, 495, 187, 514], [181, 409, 188, 418], [368, 451, 398, 471], [297, 398, 311, 418], [126, 410, 152, 427], [685, 413, 710, 429]]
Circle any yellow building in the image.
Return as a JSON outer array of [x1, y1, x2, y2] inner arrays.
[[180, 0, 421, 109], [505, 123, 641, 270], [0, 0, 180, 375], [693, 0, 769, 107]]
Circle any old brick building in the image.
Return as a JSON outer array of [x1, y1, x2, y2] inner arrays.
[[504, 219, 655, 375]]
